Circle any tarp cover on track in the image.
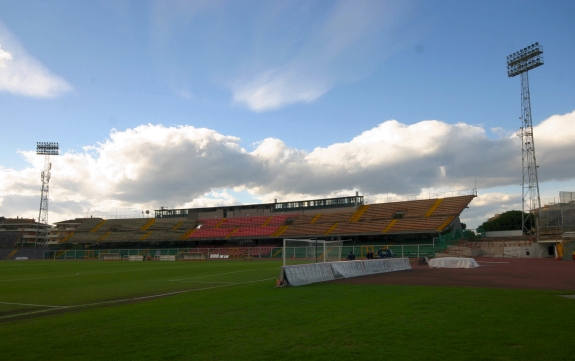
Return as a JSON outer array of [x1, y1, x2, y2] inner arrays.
[[428, 257, 480, 268], [281, 258, 411, 286]]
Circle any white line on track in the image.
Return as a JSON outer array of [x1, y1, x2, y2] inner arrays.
[[0, 277, 276, 320], [476, 261, 510, 264]]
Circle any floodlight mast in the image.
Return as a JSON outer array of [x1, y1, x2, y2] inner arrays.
[[35, 142, 59, 246], [506, 43, 544, 236]]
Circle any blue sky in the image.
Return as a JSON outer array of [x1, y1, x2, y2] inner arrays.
[[1, 0, 574, 228]]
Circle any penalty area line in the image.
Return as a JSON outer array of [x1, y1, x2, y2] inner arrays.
[[0, 277, 277, 320]]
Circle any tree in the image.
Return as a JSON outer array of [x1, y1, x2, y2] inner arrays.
[[478, 210, 534, 232]]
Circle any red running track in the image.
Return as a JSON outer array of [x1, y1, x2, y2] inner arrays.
[[333, 258, 575, 291]]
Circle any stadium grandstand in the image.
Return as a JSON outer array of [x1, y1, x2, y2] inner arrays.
[[56, 192, 476, 251]]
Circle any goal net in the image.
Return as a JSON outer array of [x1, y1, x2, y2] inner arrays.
[[283, 239, 344, 267], [178, 252, 205, 261], [99, 253, 121, 261]]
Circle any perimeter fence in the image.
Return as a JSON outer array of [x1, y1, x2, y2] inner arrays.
[[434, 229, 464, 253], [40, 243, 437, 260]]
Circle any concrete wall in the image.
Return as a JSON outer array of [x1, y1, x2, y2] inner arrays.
[[479, 247, 504, 258], [503, 246, 532, 258], [484, 230, 523, 238], [531, 242, 555, 258]]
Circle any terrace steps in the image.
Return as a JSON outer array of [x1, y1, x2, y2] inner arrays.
[[140, 219, 156, 231], [91, 220, 107, 232], [425, 199, 444, 217], [382, 219, 398, 233], [349, 205, 369, 222], [60, 232, 75, 243], [5, 249, 18, 260]]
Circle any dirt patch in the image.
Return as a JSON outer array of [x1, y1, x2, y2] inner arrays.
[[332, 258, 575, 291]]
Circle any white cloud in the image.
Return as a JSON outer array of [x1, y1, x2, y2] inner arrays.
[[231, 68, 331, 111], [0, 23, 73, 98], [2, 111, 575, 227], [0, 44, 12, 67], [230, 1, 414, 111]]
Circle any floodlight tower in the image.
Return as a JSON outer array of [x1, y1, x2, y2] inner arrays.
[[506, 43, 544, 235], [35, 142, 59, 246]]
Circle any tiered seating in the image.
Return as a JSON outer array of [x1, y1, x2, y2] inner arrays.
[[312, 212, 355, 224], [279, 195, 473, 237], [267, 214, 299, 224], [387, 217, 446, 233], [100, 219, 150, 232], [229, 226, 279, 238], [292, 215, 317, 224], [330, 221, 392, 235], [222, 216, 269, 226], [188, 227, 235, 239], [281, 224, 333, 237], [137, 220, 199, 241], [358, 199, 439, 221], [432, 195, 475, 215], [0, 232, 21, 246], [197, 219, 222, 227], [0, 249, 14, 259], [73, 218, 105, 231], [68, 232, 104, 243], [62, 195, 474, 244]]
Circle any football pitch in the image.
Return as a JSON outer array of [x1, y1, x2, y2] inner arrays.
[[1, 259, 574, 361]]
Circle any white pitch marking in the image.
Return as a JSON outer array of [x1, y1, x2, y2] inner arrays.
[[0, 308, 63, 319], [171, 281, 235, 284], [0, 277, 276, 320], [71, 277, 277, 308], [0, 301, 67, 308]]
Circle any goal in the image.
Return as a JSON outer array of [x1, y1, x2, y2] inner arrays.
[[282, 239, 344, 267], [177, 252, 205, 261], [99, 253, 121, 261]]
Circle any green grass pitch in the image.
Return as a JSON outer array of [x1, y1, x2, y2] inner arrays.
[[0, 259, 574, 360]]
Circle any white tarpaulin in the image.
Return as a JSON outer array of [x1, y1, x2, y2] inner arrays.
[[362, 258, 411, 275], [330, 260, 366, 278], [281, 258, 411, 286], [280, 263, 336, 286], [428, 257, 480, 268]]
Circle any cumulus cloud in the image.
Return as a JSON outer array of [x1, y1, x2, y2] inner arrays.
[[0, 23, 73, 98], [2, 111, 575, 226]]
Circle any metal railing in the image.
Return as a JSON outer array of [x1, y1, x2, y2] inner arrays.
[[41, 243, 436, 260]]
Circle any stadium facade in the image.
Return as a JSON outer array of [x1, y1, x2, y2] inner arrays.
[[50, 193, 476, 247]]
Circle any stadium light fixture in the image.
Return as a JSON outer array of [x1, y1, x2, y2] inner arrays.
[[506, 43, 544, 237], [506, 42, 543, 78], [36, 142, 59, 155], [35, 142, 59, 245]]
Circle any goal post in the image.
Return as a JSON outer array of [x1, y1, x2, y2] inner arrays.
[[177, 252, 205, 261], [99, 253, 121, 261], [282, 239, 344, 267]]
